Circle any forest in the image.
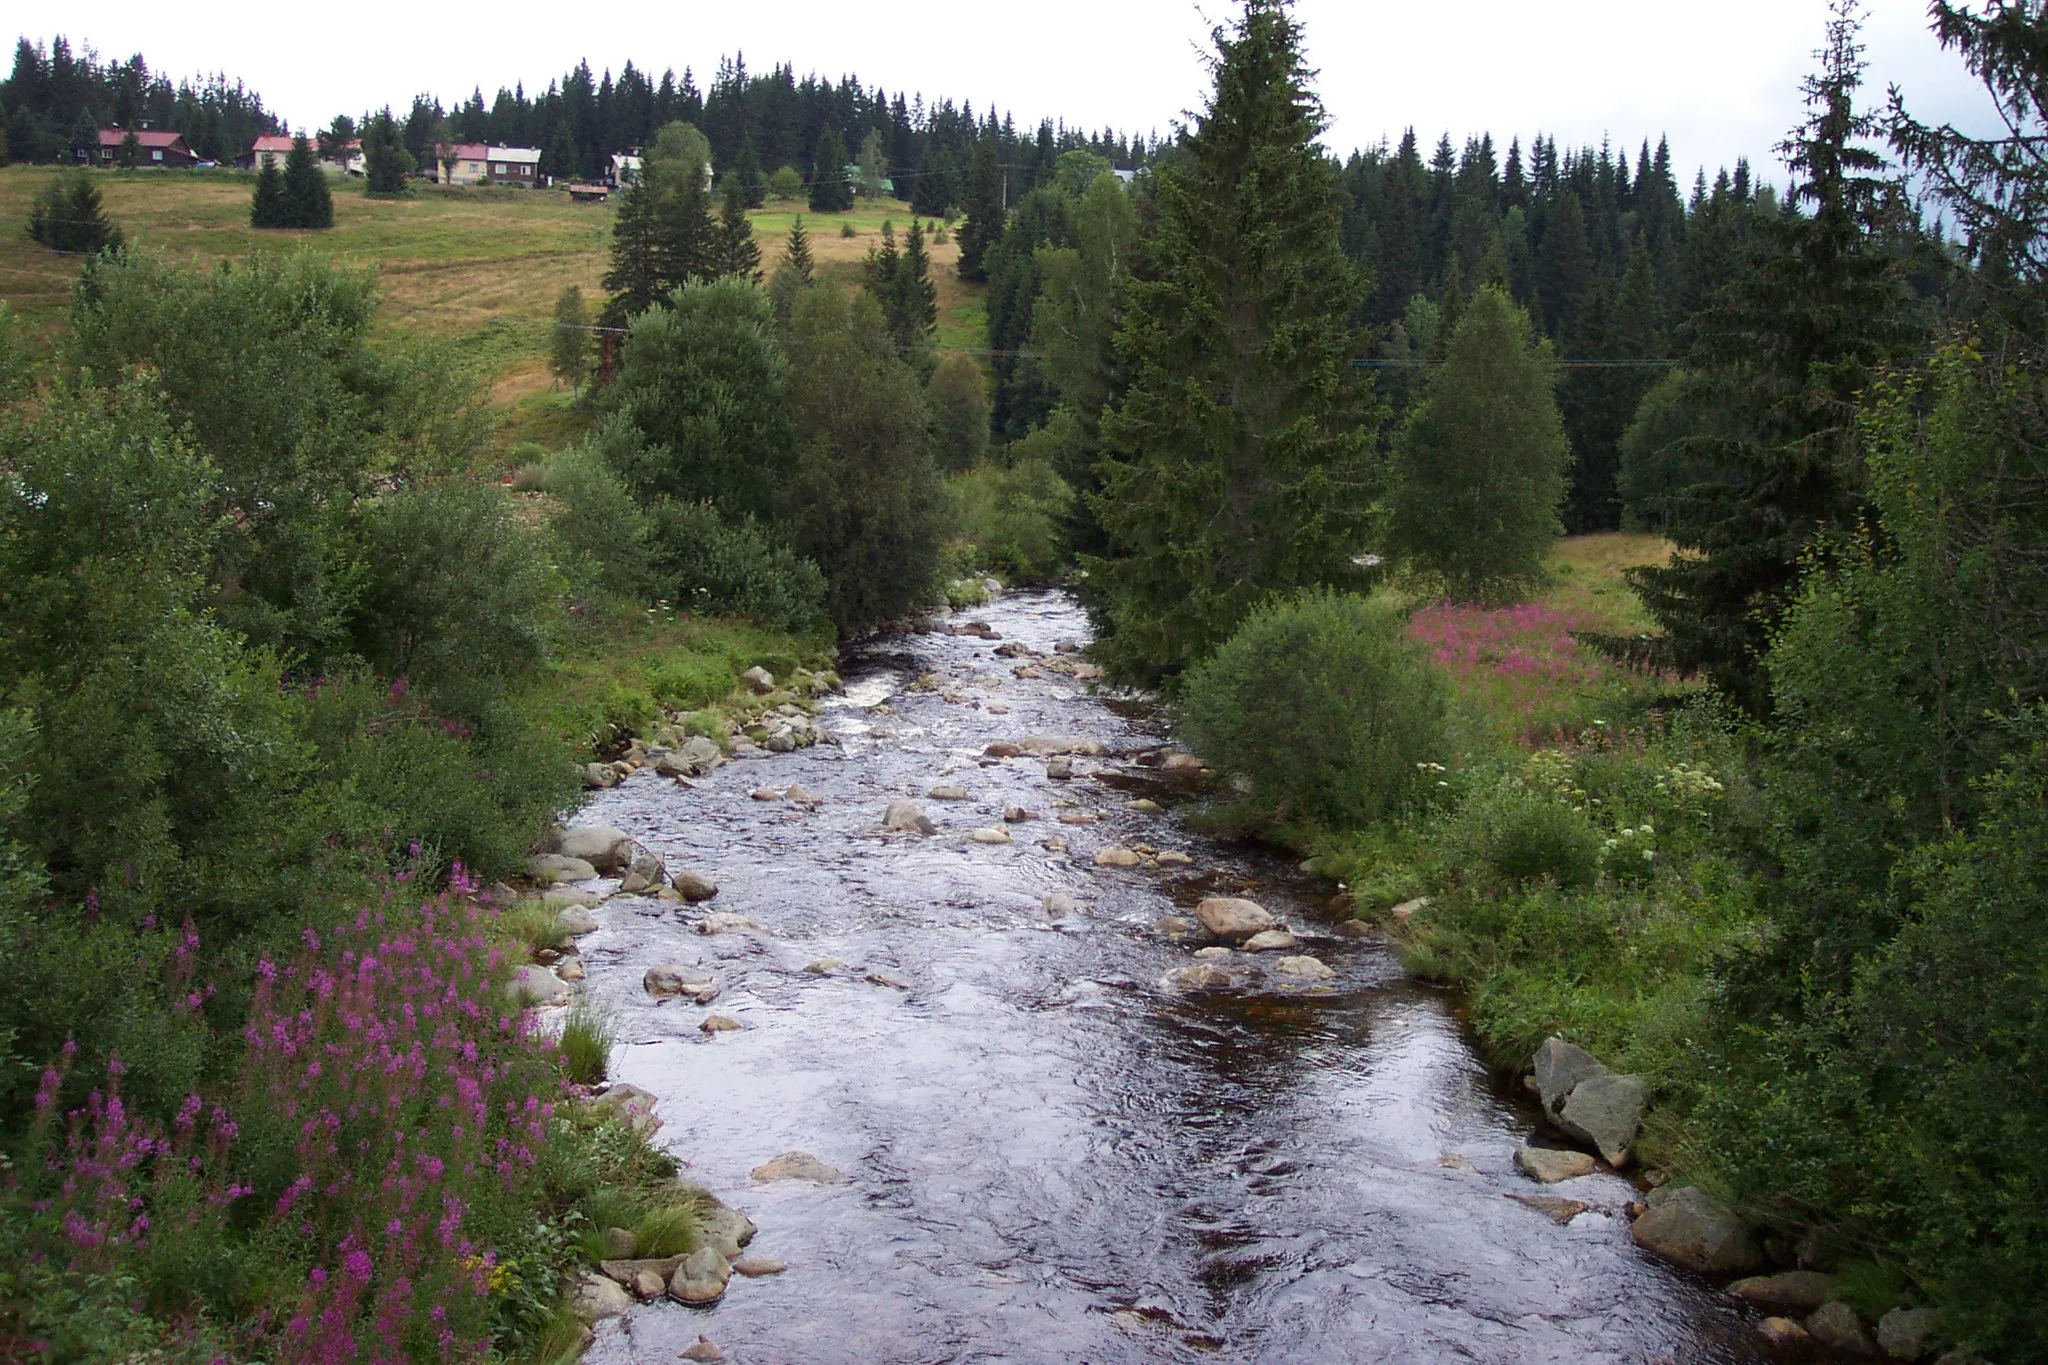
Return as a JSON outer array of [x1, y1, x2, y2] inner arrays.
[[2, 0, 2046, 1360]]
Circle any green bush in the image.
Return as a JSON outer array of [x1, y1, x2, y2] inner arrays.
[[647, 500, 829, 635], [559, 1004, 615, 1087], [947, 456, 1074, 581], [546, 435, 655, 602], [1178, 591, 1449, 827], [1446, 781, 1603, 889]]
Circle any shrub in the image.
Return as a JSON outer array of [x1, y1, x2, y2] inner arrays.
[[947, 456, 1074, 581], [559, 1005, 614, 1087], [1178, 591, 1449, 828], [646, 500, 828, 635], [545, 438, 655, 603], [927, 354, 991, 471], [1446, 780, 1603, 889]]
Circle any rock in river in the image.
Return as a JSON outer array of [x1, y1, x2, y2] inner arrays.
[[527, 854, 597, 884], [619, 848, 665, 895], [1807, 1301, 1873, 1354], [570, 1270, 633, 1323], [928, 784, 973, 801], [1532, 1036, 1606, 1118], [671, 870, 720, 902], [1195, 897, 1277, 943], [1161, 963, 1234, 992], [1876, 1307, 1940, 1360], [644, 964, 717, 1000], [681, 1336, 727, 1362], [732, 1257, 787, 1278], [669, 1246, 733, 1305], [884, 800, 939, 835], [968, 826, 1013, 844], [1515, 1146, 1598, 1183], [1729, 1271, 1838, 1314], [697, 912, 761, 935], [1557, 1071, 1648, 1167], [1630, 1184, 1762, 1274], [508, 964, 570, 1005], [1094, 847, 1142, 868], [1507, 1194, 1589, 1225], [555, 825, 633, 874], [1241, 929, 1299, 953], [1273, 955, 1337, 981], [751, 1150, 846, 1183], [700, 1014, 742, 1033]]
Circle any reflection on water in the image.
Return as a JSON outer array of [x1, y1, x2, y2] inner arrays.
[[575, 592, 1763, 1364]]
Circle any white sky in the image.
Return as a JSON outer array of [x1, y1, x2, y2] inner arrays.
[[31, 0, 2002, 185]]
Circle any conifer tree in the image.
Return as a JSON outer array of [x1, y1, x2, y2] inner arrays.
[[362, 109, 411, 194], [653, 150, 716, 291], [281, 134, 333, 229], [784, 217, 814, 283], [957, 138, 1005, 280], [910, 141, 957, 217], [602, 170, 664, 327], [29, 174, 122, 254], [1631, 1, 1921, 711], [550, 284, 591, 390], [1085, 0, 1382, 685], [1387, 286, 1568, 600], [713, 177, 761, 281], [250, 156, 287, 228], [769, 216, 815, 325], [732, 138, 767, 208], [809, 127, 853, 212]]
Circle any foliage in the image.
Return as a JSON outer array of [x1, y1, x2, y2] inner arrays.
[[807, 126, 852, 213], [559, 1004, 615, 1087], [927, 353, 990, 471], [783, 282, 946, 634], [550, 284, 591, 391], [1388, 286, 1569, 602], [767, 165, 802, 201], [712, 177, 761, 282], [1179, 591, 1448, 828], [249, 156, 287, 228], [946, 455, 1073, 581], [1445, 775, 1604, 890], [281, 134, 334, 229], [1086, 1, 1383, 686], [644, 499, 829, 635], [27, 172, 123, 253], [543, 432, 655, 602], [361, 108, 412, 194]]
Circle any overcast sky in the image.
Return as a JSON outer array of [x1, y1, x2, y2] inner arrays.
[[36, 0, 2001, 184]]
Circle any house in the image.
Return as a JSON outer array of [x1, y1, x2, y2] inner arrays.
[[321, 139, 364, 176], [93, 127, 197, 167], [609, 151, 642, 186], [245, 134, 296, 169], [432, 143, 543, 187]]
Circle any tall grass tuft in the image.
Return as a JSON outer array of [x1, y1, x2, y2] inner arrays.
[[559, 1003, 615, 1087]]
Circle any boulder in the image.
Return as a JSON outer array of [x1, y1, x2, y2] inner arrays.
[[1155, 915, 1193, 939], [1196, 898, 1278, 943], [1043, 891, 1082, 916], [583, 762, 618, 790], [600, 1255, 685, 1287], [669, 1246, 733, 1305], [589, 1083, 661, 1137], [1390, 896, 1431, 921], [1155, 850, 1194, 867], [1630, 1185, 1762, 1274], [508, 965, 570, 1005], [968, 827, 1013, 845], [732, 1257, 786, 1277], [1193, 946, 1234, 960], [1161, 964, 1234, 992], [655, 736, 724, 778], [741, 666, 776, 694], [751, 1150, 845, 1183], [1759, 1318, 1812, 1348], [1004, 806, 1037, 823], [928, 784, 973, 801], [601, 1225, 638, 1259], [1877, 1307, 1940, 1360], [1557, 1071, 1648, 1167], [633, 1269, 667, 1300], [751, 788, 786, 802], [644, 965, 716, 999], [555, 826, 634, 874], [1241, 929, 1300, 953], [570, 1271, 634, 1323], [557, 957, 586, 982], [619, 849, 666, 896], [697, 912, 760, 936], [884, 800, 938, 835], [1532, 1037, 1607, 1118], [984, 742, 1025, 758], [1126, 798, 1163, 813], [1044, 756, 1075, 780], [1161, 752, 1205, 773], [1094, 847, 1142, 868], [671, 870, 719, 902], [865, 969, 911, 990], [554, 905, 600, 937], [1515, 1146, 1598, 1183], [696, 1203, 758, 1259], [527, 854, 597, 884], [681, 1338, 726, 1362], [1729, 1271, 1838, 1315], [1058, 811, 1099, 826], [804, 958, 844, 975], [1334, 920, 1375, 938], [1807, 1301, 1874, 1354], [700, 1014, 742, 1033], [1016, 736, 1109, 756], [1508, 1194, 1589, 1224], [1273, 955, 1337, 981]]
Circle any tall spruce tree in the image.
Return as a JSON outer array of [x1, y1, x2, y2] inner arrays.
[[1630, 0, 1922, 711], [362, 110, 411, 194], [281, 134, 334, 229], [732, 138, 767, 208], [250, 156, 287, 228], [602, 171, 665, 327], [653, 150, 717, 291], [957, 139, 1005, 281], [1085, 0, 1382, 685], [29, 174, 122, 253], [809, 127, 853, 212], [769, 215, 815, 325], [713, 176, 761, 281]]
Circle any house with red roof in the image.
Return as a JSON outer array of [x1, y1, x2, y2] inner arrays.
[[244, 134, 296, 170], [430, 143, 544, 187], [93, 127, 197, 168]]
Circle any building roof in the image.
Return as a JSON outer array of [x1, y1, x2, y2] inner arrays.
[[250, 134, 297, 155], [487, 146, 542, 164], [98, 128, 187, 149]]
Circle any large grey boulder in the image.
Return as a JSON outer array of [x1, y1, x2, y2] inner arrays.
[[751, 1150, 845, 1183], [527, 854, 597, 884], [1807, 1301, 1874, 1354], [654, 736, 723, 778], [1729, 1270, 1838, 1314], [1557, 1071, 1648, 1167], [669, 1246, 733, 1305], [741, 665, 777, 694], [884, 800, 938, 834], [1532, 1037, 1607, 1118], [671, 870, 719, 902], [1630, 1185, 1762, 1273], [508, 964, 570, 1005], [619, 848, 666, 895], [555, 826, 634, 874], [570, 1270, 634, 1323], [553, 904, 600, 937], [695, 1202, 758, 1260], [1876, 1307, 1940, 1360], [1195, 897, 1277, 943], [644, 964, 717, 1000]]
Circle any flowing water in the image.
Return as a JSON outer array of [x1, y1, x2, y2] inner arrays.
[[576, 590, 1764, 1364]]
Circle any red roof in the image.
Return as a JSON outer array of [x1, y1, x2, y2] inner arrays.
[[98, 128, 187, 149], [250, 134, 296, 154]]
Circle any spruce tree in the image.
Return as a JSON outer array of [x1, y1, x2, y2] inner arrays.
[[893, 219, 939, 345], [1085, 0, 1382, 685], [602, 170, 664, 327], [1387, 286, 1569, 600], [282, 134, 334, 229], [910, 141, 956, 217], [809, 127, 853, 213], [29, 175, 123, 254], [957, 139, 1004, 280], [250, 156, 287, 228], [770, 216, 816, 325], [653, 151, 716, 291], [732, 138, 767, 208], [713, 176, 761, 281], [1630, 2, 1921, 711], [784, 217, 815, 283], [362, 110, 411, 194]]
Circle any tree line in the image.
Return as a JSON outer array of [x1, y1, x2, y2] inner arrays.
[[1, 36, 281, 164]]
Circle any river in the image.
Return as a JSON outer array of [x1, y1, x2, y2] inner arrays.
[[575, 589, 1764, 1364]]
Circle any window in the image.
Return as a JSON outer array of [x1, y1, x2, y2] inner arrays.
[[151, 148, 163, 162]]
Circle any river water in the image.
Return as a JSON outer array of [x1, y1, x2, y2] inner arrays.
[[576, 590, 1764, 1364]]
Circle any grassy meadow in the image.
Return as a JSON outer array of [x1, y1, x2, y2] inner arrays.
[[1, 167, 985, 453]]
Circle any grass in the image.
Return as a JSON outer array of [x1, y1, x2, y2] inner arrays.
[[560, 1004, 616, 1087]]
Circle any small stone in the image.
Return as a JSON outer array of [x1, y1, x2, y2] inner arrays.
[[1807, 1301, 1874, 1354], [681, 1337, 727, 1362], [1042, 836, 1070, 853], [866, 970, 911, 990], [985, 742, 1024, 758], [884, 800, 939, 835], [1043, 891, 1082, 916], [1126, 798, 1163, 813], [1195, 897, 1277, 943], [700, 1014, 741, 1033], [1156, 915, 1193, 939], [697, 912, 760, 935], [1045, 756, 1075, 780], [928, 784, 973, 801], [602, 1225, 638, 1259], [695, 1204, 758, 1259], [1241, 929, 1300, 953], [671, 871, 720, 902], [804, 958, 844, 975], [741, 666, 776, 694], [1193, 946, 1234, 960], [1161, 752, 1204, 773], [669, 1246, 733, 1305], [644, 965, 714, 997], [752, 787, 785, 802], [785, 783, 816, 804], [570, 1271, 633, 1323], [557, 957, 586, 981], [1161, 963, 1233, 992], [1390, 896, 1431, 920], [1515, 1146, 1599, 1183], [731, 1257, 787, 1277], [632, 1269, 667, 1300], [968, 826, 1013, 844], [1508, 1193, 1589, 1224], [1334, 920, 1375, 938], [1094, 847, 1142, 868], [1728, 1271, 1838, 1314], [1273, 955, 1336, 980], [1155, 850, 1194, 867], [751, 1150, 845, 1183], [1877, 1306, 1940, 1360], [1758, 1318, 1811, 1348], [1003, 806, 1037, 823]]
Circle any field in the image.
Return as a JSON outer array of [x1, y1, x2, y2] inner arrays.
[[0, 167, 984, 452]]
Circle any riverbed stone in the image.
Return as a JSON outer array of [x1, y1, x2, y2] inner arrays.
[[655, 736, 724, 778], [1155, 850, 1194, 867], [1196, 897, 1278, 943], [741, 666, 776, 694], [671, 870, 720, 902], [1161, 963, 1233, 992], [589, 1083, 660, 1136], [751, 1151, 845, 1183], [527, 854, 598, 884], [928, 784, 973, 801], [1242, 929, 1300, 953], [1390, 896, 1431, 921], [1193, 946, 1235, 960], [732, 1257, 786, 1277], [1808, 1301, 1874, 1354], [601, 1226, 638, 1259], [619, 849, 665, 895], [1729, 1271, 1837, 1314], [1043, 891, 1082, 916], [697, 912, 761, 935], [557, 957, 585, 982], [1533, 1037, 1608, 1118], [680, 1337, 726, 1362], [1334, 920, 1375, 938], [1045, 756, 1075, 779], [1631, 1185, 1762, 1273], [985, 742, 1024, 758], [1156, 915, 1193, 939], [669, 1246, 733, 1305], [1004, 806, 1038, 823], [1515, 1146, 1598, 1183], [553, 904, 600, 937], [1127, 798, 1163, 813], [884, 800, 939, 834], [1273, 955, 1337, 980], [1508, 1193, 1589, 1224], [508, 964, 570, 1005], [1059, 811, 1099, 825], [968, 826, 1013, 844], [1094, 847, 1142, 868], [1877, 1307, 1940, 1359], [700, 1014, 741, 1033], [570, 1271, 633, 1323], [555, 826, 634, 874], [1759, 1318, 1812, 1348], [633, 1269, 667, 1300], [644, 964, 715, 998], [1557, 1071, 1648, 1166], [695, 1203, 757, 1259], [1017, 735, 1109, 756]]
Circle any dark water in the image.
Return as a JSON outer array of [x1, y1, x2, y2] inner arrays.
[[575, 590, 1763, 1364]]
